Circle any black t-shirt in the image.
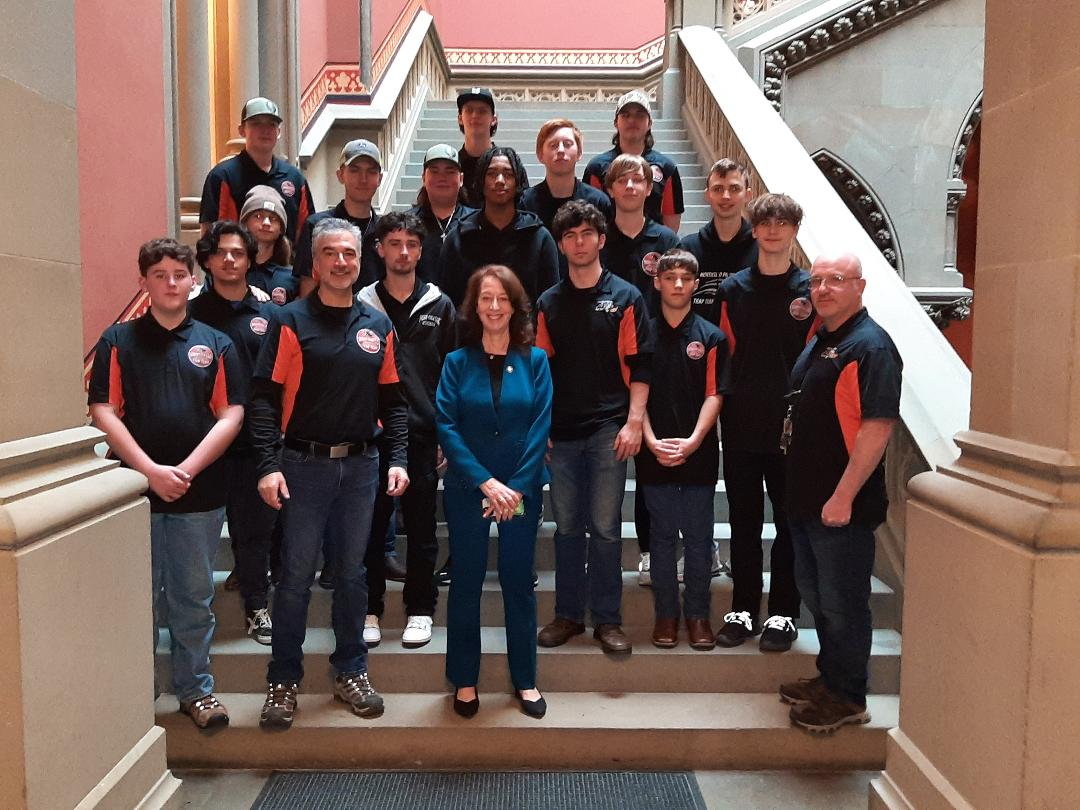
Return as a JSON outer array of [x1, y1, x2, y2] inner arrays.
[[520, 179, 613, 231], [785, 308, 902, 527], [636, 311, 730, 486], [88, 313, 245, 513], [600, 219, 681, 316], [717, 264, 815, 453], [293, 203, 384, 291], [535, 269, 655, 440]]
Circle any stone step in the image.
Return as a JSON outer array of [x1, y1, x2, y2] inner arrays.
[[156, 625, 900, 696], [400, 149, 704, 169], [156, 691, 898, 771], [391, 171, 708, 192], [207, 570, 898, 635]]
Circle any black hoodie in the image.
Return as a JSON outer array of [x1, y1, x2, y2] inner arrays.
[[679, 218, 758, 321]]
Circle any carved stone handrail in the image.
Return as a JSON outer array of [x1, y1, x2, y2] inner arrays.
[[680, 25, 970, 601]]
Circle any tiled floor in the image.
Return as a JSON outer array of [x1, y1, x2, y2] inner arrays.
[[174, 769, 876, 809]]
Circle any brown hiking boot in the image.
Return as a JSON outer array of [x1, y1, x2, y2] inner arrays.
[[537, 617, 586, 647], [789, 690, 871, 735], [778, 675, 827, 706], [334, 671, 384, 718], [180, 693, 229, 729], [260, 682, 298, 730]]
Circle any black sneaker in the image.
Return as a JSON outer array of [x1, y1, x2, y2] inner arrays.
[[714, 611, 759, 647], [759, 615, 798, 652], [318, 567, 335, 590], [434, 558, 451, 586], [246, 607, 273, 646], [334, 671, 384, 718], [789, 689, 870, 734], [260, 682, 298, 730]]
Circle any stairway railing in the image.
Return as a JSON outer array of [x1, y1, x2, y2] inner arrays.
[[679, 25, 971, 604]]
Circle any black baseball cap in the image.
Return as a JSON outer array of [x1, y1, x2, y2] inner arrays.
[[456, 87, 495, 114]]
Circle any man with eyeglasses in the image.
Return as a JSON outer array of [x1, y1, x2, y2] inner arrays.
[[714, 193, 812, 653], [779, 253, 901, 735]]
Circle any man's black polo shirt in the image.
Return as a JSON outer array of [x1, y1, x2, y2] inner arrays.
[[583, 146, 685, 225], [189, 286, 279, 454], [785, 308, 902, 527], [536, 269, 655, 441], [600, 219, 681, 316], [718, 264, 814, 453], [248, 294, 408, 478], [88, 313, 245, 513], [520, 179, 613, 231], [292, 203, 384, 291], [636, 311, 730, 486], [199, 150, 314, 244], [406, 202, 476, 284], [249, 261, 298, 305]]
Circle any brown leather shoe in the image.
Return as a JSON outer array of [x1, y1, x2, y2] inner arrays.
[[651, 618, 678, 648], [537, 617, 586, 647], [593, 623, 632, 654], [686, 617, 716, 650]]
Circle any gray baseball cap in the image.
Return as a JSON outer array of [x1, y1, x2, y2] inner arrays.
[[241, 96, 282, 123], [424, 143, 461, 168], [339, 139, 383, 169], [615, 89, 652, 116]]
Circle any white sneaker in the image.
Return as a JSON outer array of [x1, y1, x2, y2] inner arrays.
[[637, 552, 652, 587], [401, 615, 433, 648], [676, 555, 685, 583], [363, 614, 381, 647], [711, 540, 730, 578]]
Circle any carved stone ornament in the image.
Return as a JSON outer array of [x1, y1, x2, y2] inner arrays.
[[922, 298, 973, 329], [760, 0, 948, 111], [951, 94, 983, 179]]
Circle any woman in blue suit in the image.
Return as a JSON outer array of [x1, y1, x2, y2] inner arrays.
[[436, 264, 552, 719]]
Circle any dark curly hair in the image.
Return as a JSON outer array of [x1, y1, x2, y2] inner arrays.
[[196, 220, 258, 270], [472, 146, 529, 208], [458, 265, 534, 347]]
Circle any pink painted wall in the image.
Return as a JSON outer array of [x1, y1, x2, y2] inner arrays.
[[76, 1, 170, 354], [300, 0, 330, 90]]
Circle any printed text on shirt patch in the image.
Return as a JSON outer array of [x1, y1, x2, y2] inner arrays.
[[356, 328, 381, 353], [686, 341, 705, 360], [188, 345, 213, 368]]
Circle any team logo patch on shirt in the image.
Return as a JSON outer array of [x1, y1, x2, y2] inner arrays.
[[641, 251, 661, 278], [686, 341, 705, 360], [650, 164, 664, 184], [280, 180, 296, 198], [356, 328, 382, 353], [187, 345, 214, 368], [789, 297, 812, 321], [250, 317, 268, 335], [271, 287, 288, 305], [595, 300, 620, 314], [820, 346, 839, 360]]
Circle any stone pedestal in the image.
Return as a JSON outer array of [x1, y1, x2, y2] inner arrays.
[[871, 0, 1080, 807]]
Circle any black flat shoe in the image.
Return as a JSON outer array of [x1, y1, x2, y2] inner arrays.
[[453, 691, 479, 718], [516, 691, 547, 719]]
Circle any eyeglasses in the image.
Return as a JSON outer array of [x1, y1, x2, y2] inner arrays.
[[808, 273, 862, 291]]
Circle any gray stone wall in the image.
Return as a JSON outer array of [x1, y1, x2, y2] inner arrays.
[[778, 0, 983, 286]]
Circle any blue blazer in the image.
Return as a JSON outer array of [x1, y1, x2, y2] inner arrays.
[[436, 345, 552, 496]]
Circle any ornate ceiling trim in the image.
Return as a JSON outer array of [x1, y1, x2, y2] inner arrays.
[[444, 37, 665, 71], [761, 0, 948, 111]]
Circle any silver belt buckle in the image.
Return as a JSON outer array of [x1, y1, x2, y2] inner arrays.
[[329, 444, 351, 459]]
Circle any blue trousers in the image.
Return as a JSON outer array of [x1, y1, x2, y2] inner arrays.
[[443, 486, 540, 691], [790, 518, 876, 705], [267, 447, 378, 684], [642, 484, 714, 620], [151, 508, 225, 703]]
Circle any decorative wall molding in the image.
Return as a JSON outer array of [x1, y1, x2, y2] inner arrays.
[[445, 37, 665, 71], [761, 0, 948, 111], [732, 0, 797, 25], [950, 92, 982, 180], [812, 149, 903, 274], [923, 297, 973, 328], [468, 84, 659, 105]]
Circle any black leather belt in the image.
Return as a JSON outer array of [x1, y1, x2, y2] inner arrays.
[[284, 437, 372, 459]]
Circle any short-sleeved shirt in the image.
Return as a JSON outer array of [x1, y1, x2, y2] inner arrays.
[[535, 269, 655, 441], [520, 179, 613, 232], [636, 311, 730, 486], [248, 261, 298, 305], [292, 203, 384, 291], [583, 146, 685, 224], [600, 219, 681, 316], [189, 286, 279, 454], [87, 313, 244, 513], [247, 294, 408, 478], [717, 264, 815, 453], [199, 150, 314, 244], [785, 308, 902, 527]]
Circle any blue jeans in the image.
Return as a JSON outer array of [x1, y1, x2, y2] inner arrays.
[[643, 484, 714, 620], [444, 487, 540, 690], [790, 518, 876, 705], [549, 423, 627, 626], [267, 446, 379, 684], [151, 508, 226, 703]]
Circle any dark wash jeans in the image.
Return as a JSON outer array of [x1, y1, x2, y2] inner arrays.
[[789, 517, 876, 705], [642, 484, 714, 619], [267, 445, 379, 685]]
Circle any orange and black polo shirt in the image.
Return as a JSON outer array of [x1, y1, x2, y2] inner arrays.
[[717, 264, 816, 453], [600, 219, 681, 316], [247, 294, 408, 479], [583, 146, 685, 225], [785, 308, 902, 527], [87, 313, 244, 513], [199, 150, 314, 244], [249, 261, 299, 306], [535, 269, 655, 441], [635, 311, 731, 486]]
